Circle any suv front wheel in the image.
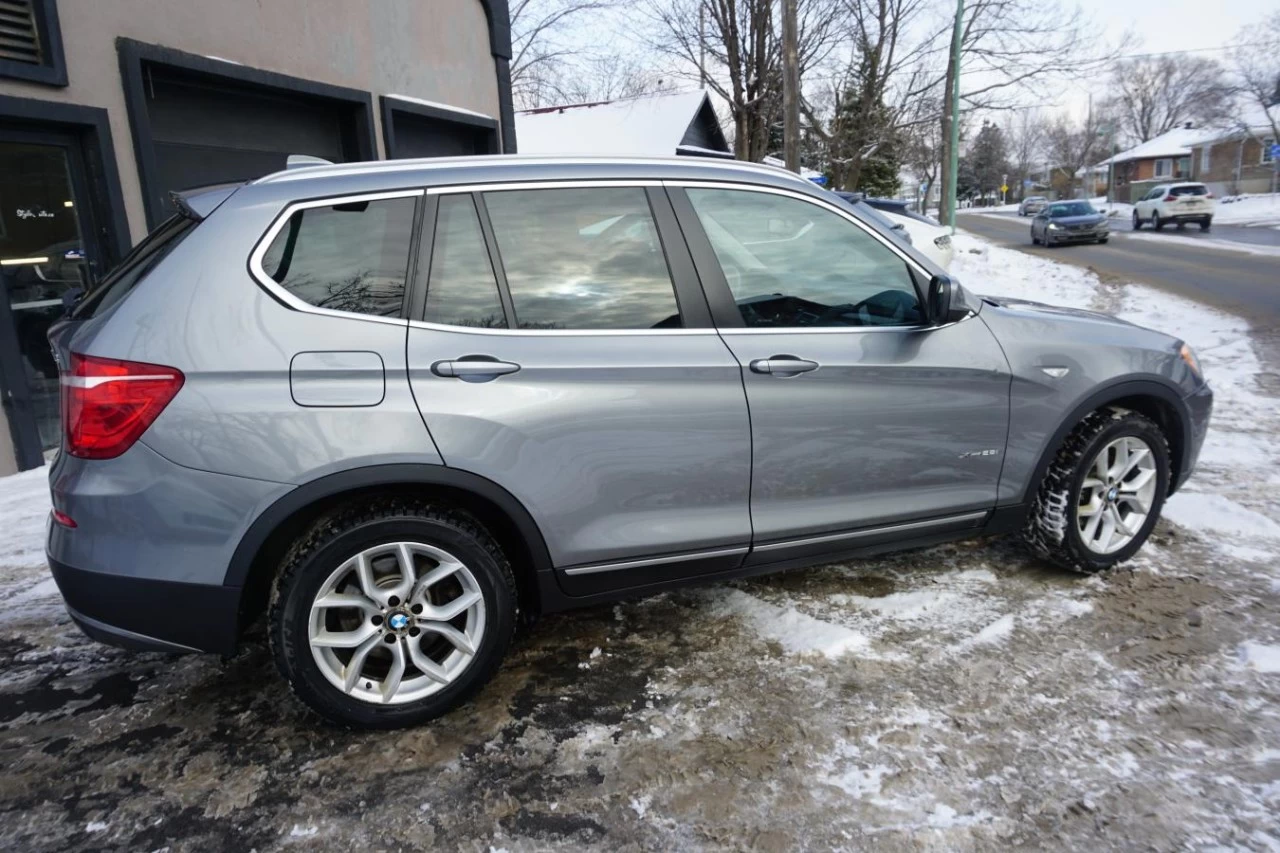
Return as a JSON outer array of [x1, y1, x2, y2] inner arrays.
[[1023, 408, 1170, 573], [269, 500, 517, 728]]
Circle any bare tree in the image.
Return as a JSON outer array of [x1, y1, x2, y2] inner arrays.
[[801, 0, 939, 189], [644, 0, 842, 161], [933, 0, 1124, 224], [555, 54, 679, 104], [1102, 54, 1235, 143], [510, 0, 615, 107], [1230, 11, 1280, 141], [1002, 108, 1044, 202], [1044, 111, 1106, 199]]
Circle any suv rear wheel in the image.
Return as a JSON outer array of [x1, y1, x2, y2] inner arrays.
[[1023, 408, 1170, 573], [269, 500, 517, 728]]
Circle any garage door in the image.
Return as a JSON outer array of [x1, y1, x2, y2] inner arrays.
[[144, 68, 361, 219], [390, 112, 494, 158]]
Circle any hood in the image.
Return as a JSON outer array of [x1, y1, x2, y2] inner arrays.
[[979, 295, 1137, 329], [1048, 213, 1107, 227]]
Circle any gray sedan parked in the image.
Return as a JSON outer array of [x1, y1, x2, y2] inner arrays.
[[46, 155, 1210, 728]]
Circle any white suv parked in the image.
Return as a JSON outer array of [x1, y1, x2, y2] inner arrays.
[[1132, 182, 1214, 232]]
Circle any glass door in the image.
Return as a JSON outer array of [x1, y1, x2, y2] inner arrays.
[[0, 130, 102, 468]]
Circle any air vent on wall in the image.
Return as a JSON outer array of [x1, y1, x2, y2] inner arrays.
[[0, 0, 42, 65]]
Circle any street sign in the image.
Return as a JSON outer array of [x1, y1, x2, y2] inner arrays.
[[1000, 184, 1008, 193], [1271, 143, 1280, 161]]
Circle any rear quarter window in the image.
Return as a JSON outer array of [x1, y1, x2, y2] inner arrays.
[[72, 215, 196, 319]]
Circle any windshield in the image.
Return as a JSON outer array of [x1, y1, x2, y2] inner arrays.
[[1047, 202, 1096, 217]]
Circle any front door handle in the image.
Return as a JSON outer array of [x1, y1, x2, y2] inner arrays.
[[749, 355, 819, 377], [431, 357, 521, 382]]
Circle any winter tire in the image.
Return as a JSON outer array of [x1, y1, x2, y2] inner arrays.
[[1023, 408, 1171, 574], [1097, 237, 1109, 244], [1153, 213, 1164, 231], [1031, 229, 1040, 245], [269, 500, 518, 729], [1200, 218, 1211, 231], [1132, 211, 1142, 230]]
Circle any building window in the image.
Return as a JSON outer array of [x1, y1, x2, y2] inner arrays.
[[1264, 138, 1276, 166], [1200, 145, 1211, 173], [1153, 158, 1172, 178], [0, 0, 67, 86]]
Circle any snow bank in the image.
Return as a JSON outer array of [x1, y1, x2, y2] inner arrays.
[[706, 589, 871, 658], [0, 465, 51, 570], [1239, 642, 1280, 673], [1214, 193, 1280, 228]]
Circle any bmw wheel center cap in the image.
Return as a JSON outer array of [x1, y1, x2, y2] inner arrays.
[[389, 613, 410, 630]]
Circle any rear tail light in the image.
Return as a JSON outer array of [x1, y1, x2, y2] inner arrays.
[[51, 509, 77, 528], [1164, 195, 1176, 202], [61, 353, 184, 459], [1206, 192, 1214, 199]]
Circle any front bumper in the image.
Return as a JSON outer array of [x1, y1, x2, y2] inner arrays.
[[1176, 380, 1214, 492], [1046, 228, 1108, 243]]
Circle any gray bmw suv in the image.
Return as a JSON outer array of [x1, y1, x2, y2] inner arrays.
[[46, 156, 1212, 728]]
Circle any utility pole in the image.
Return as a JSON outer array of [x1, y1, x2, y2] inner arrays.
[[945, 0, 964, 232], [782, 0, 800, 173]]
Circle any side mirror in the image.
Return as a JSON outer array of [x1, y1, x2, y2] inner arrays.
[[927, 274, 967, 325]]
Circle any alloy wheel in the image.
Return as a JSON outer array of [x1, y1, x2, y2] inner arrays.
[[307, 541, 486, 704], [1076, 436, 1159, 555]]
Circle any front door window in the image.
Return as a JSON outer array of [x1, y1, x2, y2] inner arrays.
[[0, 139, 93, 456]]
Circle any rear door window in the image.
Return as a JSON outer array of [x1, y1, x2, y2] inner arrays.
[[481, 187, 682, 330], [260, 196, 416, 317], [423, 195, 507, 328]]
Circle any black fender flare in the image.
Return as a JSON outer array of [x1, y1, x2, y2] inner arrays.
[[1016, 377, 1193, 506], [223, 464, 554, 590]]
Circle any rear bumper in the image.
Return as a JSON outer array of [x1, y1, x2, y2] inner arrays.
[[49, 557, 240, 654], [1166, 212, 1211, 221]]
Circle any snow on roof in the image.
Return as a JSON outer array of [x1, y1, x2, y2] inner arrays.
[[515, 91, 725, 157], [1183, 104, 1279, 146], [1098, 125, 1207, 165], [385, 94, 495, 121]]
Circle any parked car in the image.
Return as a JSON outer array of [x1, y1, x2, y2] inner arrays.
[[1132, 183, 1214, 231], [880, 209, 954, 270], [47, 156, 1211, 729], [834, 192, 952, 269], [1031, 200, 1110, 246], [832, 191, 913, 244], [1018, 196, 1049, 216]]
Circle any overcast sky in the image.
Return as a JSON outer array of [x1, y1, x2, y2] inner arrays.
[[1055, 0, 1277, 113]]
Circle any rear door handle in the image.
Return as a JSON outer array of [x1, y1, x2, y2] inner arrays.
[[431, 357, 521, 382], [749, 355, 819, 377]]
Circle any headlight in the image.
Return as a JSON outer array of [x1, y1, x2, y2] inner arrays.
[[1047, 223, 1060, 230], [1179, 343, 1202, 378]]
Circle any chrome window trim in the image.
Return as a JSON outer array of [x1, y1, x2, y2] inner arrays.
[[247, 189, 425, 327], [420, 179, 695, 336], [666, 179, 931, 280], [562, 546, 749, 576], [406, 319, 712, 337]]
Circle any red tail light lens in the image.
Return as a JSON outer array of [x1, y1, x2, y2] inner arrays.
[[1206, 192, 1214, 199], [1163, 195, 1176, 201], [61, 353, 184, 459]]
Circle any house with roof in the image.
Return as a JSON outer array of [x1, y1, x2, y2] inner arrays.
[[1186, 103, 1279, 196], [514, 90, 732, 159], [1095, 124, 1207, 201]]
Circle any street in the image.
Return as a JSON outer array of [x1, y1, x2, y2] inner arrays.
[[958, 212, 1280, 325]]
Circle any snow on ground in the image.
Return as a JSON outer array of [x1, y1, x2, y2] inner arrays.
[[3, 234, 1280, 850], [1215, 193, 1280, 228]]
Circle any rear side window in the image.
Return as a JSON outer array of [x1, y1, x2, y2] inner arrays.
[[72, 215, 196, 319], [260, 196, 416, 317], [424, 195, 507, 328], [1169, 185, 1208, 197], [482, 187, 682, 330]]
